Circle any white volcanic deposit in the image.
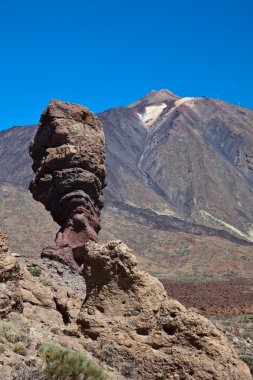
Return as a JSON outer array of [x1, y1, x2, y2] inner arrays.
[[137, 102, 167, 127], [137, 96, 196, 128]]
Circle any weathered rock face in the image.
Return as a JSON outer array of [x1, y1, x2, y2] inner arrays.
[[0, 232, 22, 318], [0, 232, 115, 380], [29, 100, 106, 270], [78, 241, 251, 380]]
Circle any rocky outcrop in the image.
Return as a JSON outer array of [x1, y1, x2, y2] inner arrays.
[[1, 230, 251, 379], [78, 240, 251, 380], [27, 100, 251, 378], [29, 100, 106, 271], [0, 232, 119, 380]]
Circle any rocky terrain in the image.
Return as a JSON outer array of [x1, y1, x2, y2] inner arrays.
[[1, 229, 252, 379], [78, 239, 251, 379], [0, 232, 122, 380]]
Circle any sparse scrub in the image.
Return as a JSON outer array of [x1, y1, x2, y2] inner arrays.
[[40, 276, 52, 286], [39, 343, 107, 379], [27, 266, 42, 277], [0, 321, 23, 343], [241, 355, 253, 375], [0, 343, 5, 353], [99, 343, 115, 365], [13, 341, 28, 356], [14, 364, 46, 380], [0, 320, 30, 357], [120, 361, 135, 378]]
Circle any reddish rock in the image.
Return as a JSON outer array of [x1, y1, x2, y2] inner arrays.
[[29, 100, 106, 271]]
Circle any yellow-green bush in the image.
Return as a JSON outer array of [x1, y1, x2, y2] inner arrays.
[[13, 341, 28, 356], [0, 321, 23, 343], [39, 343, 107, 380], [27, 265, 42, 277], [241, 355, 253, 375]]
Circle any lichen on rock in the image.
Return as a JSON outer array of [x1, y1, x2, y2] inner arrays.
[[29, 100, 106, 271]]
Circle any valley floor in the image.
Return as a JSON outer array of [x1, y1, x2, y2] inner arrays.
[[162, 279, 253, 375]]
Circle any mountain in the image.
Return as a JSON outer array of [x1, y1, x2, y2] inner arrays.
[[0, 125, 35, 188], [100, 89, 253, 240], [0, 90, 253, 281], [0, 104, 251, 379]]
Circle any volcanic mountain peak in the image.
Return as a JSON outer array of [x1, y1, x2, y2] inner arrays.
[[133, 92, 198, 128], [128, 88, 179, 108]]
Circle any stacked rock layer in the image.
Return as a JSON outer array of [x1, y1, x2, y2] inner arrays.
[[29, 100, 106, 270]]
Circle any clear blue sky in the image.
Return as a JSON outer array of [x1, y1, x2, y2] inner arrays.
[[0, 0, 252, 130]]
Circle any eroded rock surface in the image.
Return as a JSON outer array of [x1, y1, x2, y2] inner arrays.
[[0, 232, 22, 318], [0, 229, 251, 378], [78, 240, 251, 380], [0, 232, 120, 380], [29, 100, 106, 270]]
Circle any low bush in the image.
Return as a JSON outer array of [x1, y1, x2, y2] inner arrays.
[[13, 341, 28, 356], [27, 266, 42, 277], [0, 321, 23, 343], [241, 355, 253, 375], [39, 343, 107, 380], [99, 343, 115, 365]]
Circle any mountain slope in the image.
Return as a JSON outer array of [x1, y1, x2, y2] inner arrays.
[[100, 90, 253, 240], [0, 90, 253, 281], [0, 125, 35, 188]]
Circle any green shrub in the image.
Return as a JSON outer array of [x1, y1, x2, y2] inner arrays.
[[27, 266, 42, 277], [39, 343, 107, 380], [0, 321, 23, 343], [241, 355, 253, 375], [13, 341, 28, 356]]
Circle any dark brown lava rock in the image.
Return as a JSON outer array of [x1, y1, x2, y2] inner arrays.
[[29, 100, 106, 271]]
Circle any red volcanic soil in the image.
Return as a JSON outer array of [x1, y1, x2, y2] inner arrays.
[[161, 279, 253, 316]]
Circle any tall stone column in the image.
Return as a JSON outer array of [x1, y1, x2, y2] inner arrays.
[[29, 100, 106, 271]]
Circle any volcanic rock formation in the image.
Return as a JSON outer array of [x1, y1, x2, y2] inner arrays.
[[29, 100, 106, 271], [79, 240, 251, 379], [27, 100, 252, 378]]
